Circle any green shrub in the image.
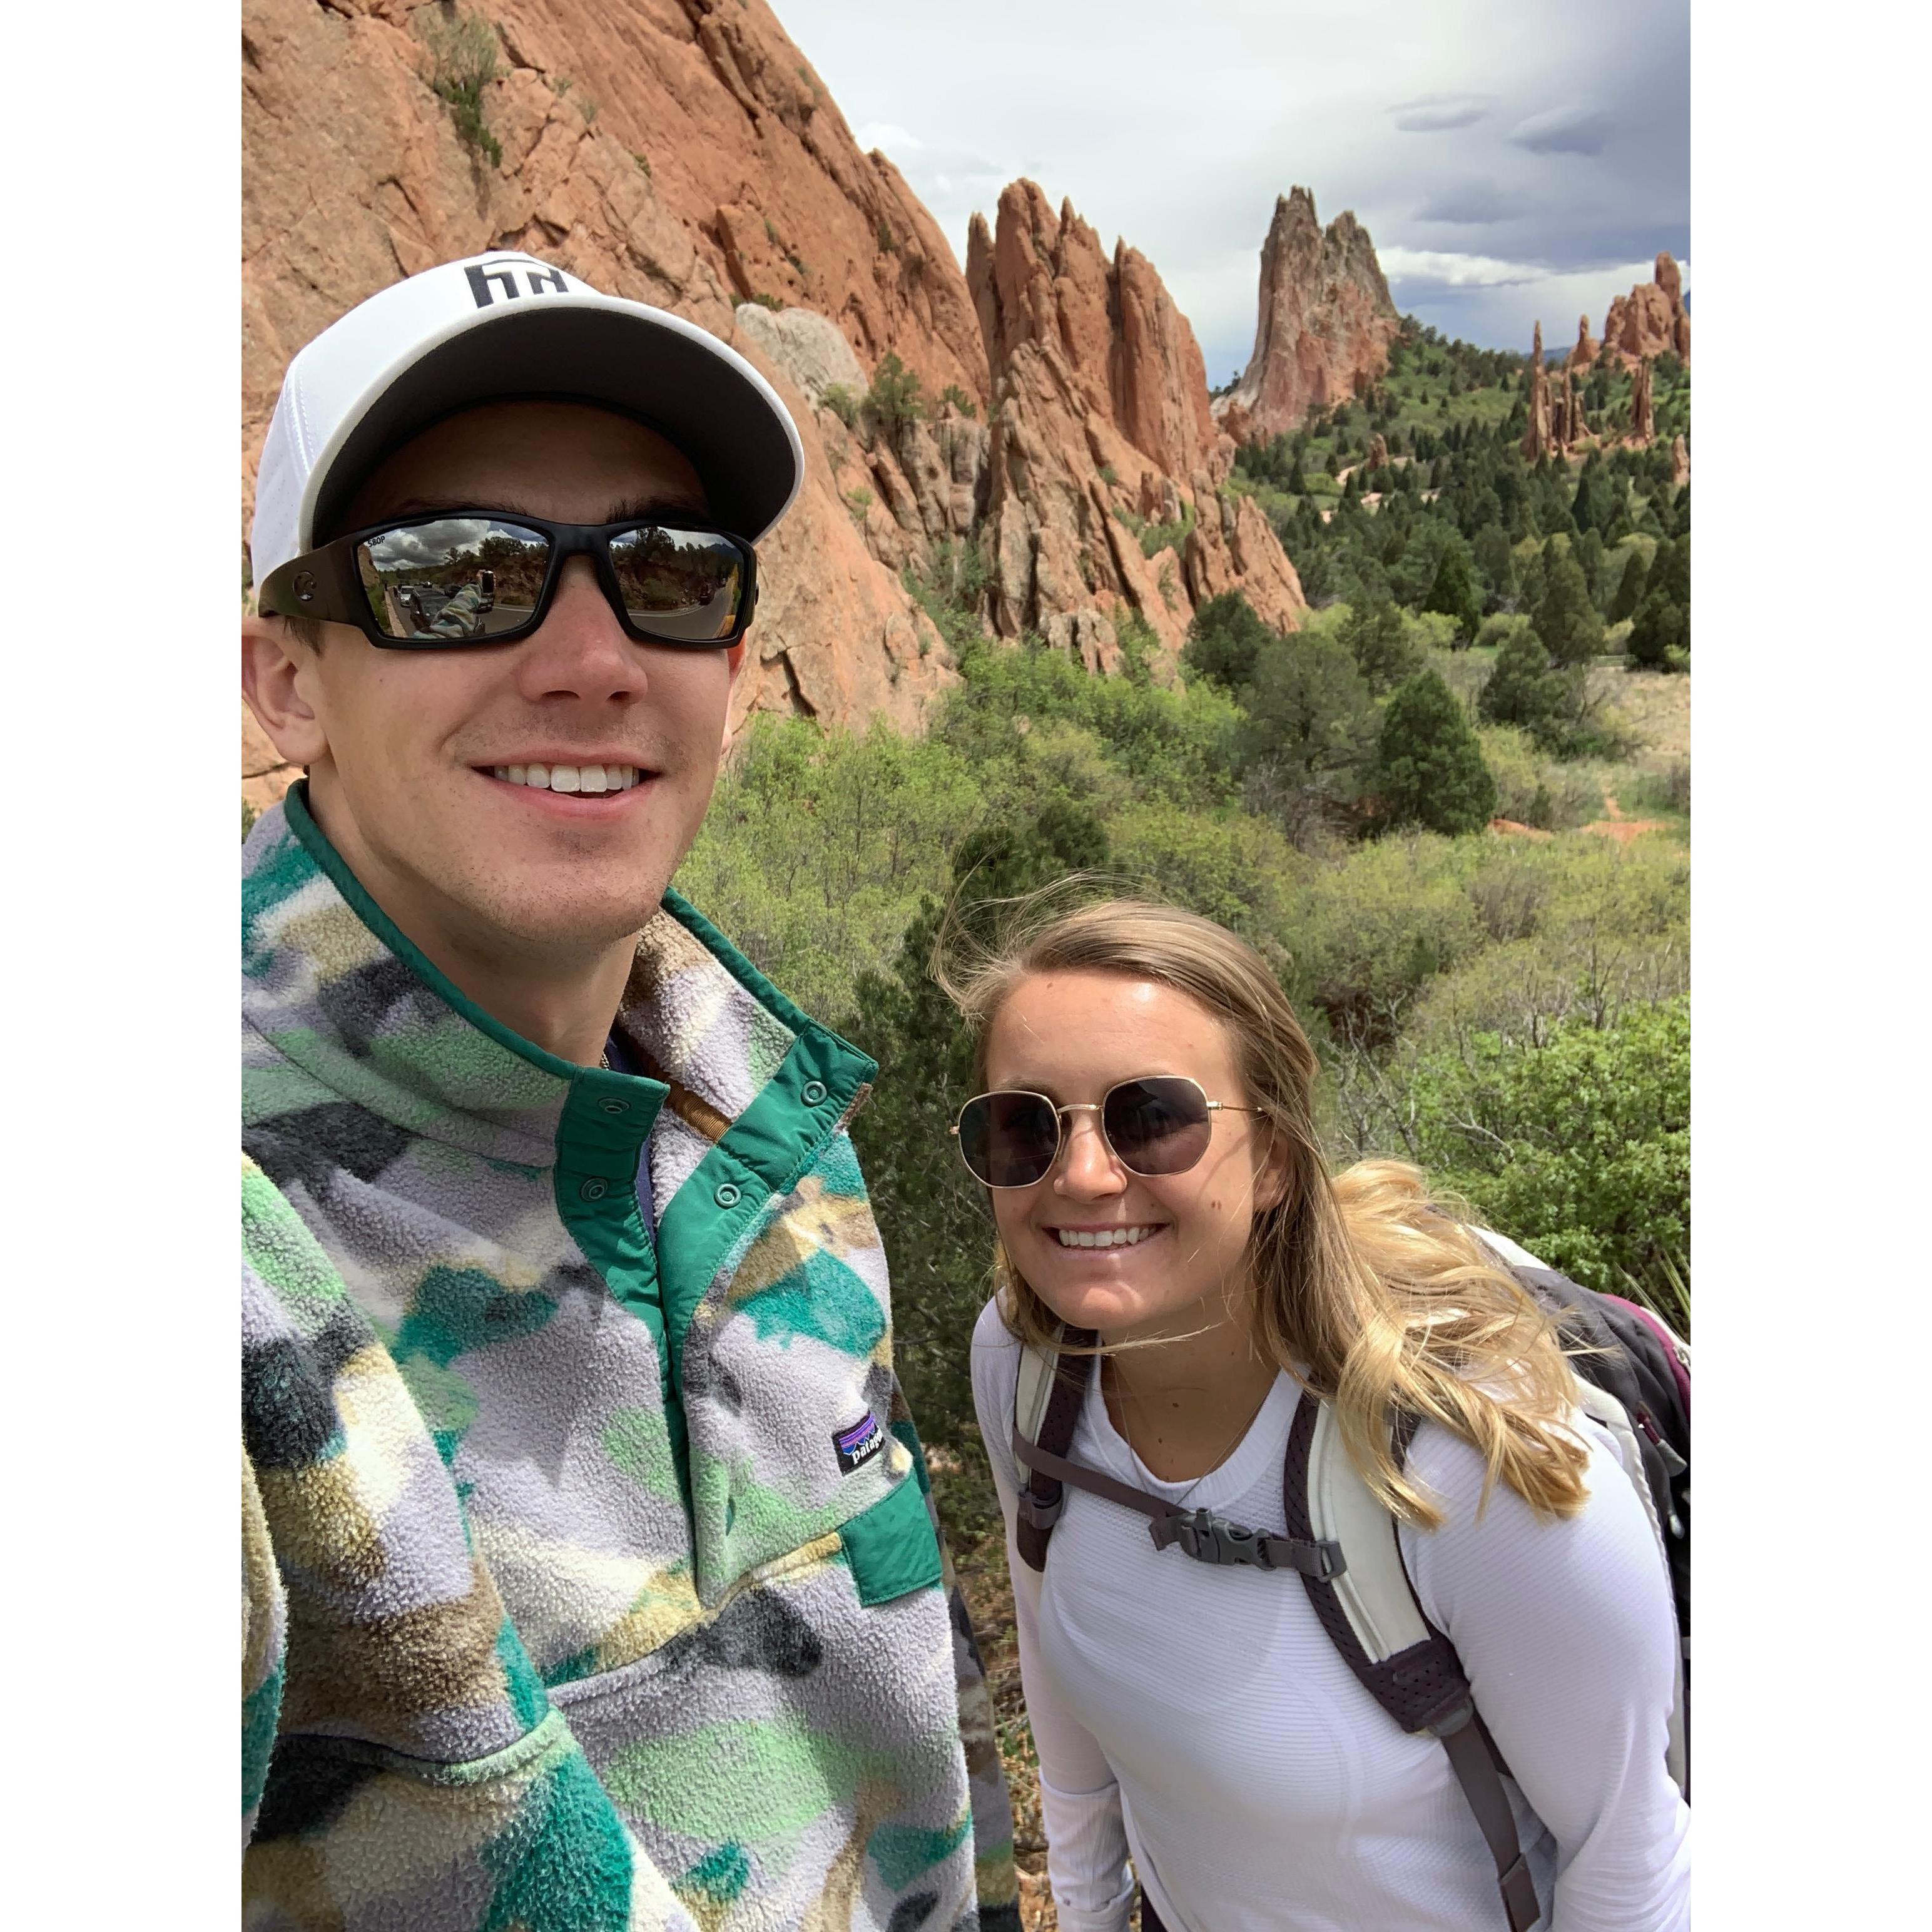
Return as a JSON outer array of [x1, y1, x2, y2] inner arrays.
[[423, 9, 503, 168], [938, 384, 978, 419], [1233, 629, 1376, 801], [1409, 999, 1689, 1296], [750, 292, 784, 312], [1626, 587, 1689, 672], [1374, 670, 1497, 837], [867, 352, 925, 435], [820, 383, 860, 429]]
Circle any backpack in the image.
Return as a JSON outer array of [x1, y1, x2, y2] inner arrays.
[[1009, 1234, 1689, 1932]]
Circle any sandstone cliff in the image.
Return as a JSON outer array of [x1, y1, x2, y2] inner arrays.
[[1213, 186, 1400, 444], [1600, 252, 1690, 369], [965, 181, 1305, 671]]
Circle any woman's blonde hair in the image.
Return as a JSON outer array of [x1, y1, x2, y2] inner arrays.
[[939, 892, 1590, 1526]]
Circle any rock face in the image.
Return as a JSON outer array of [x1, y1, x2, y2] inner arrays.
[[1628, 357, 1655, 444], [964, 180, 1304, 666], [242, 0, 980, 778], [1600, 252, 1691, 369], [1213, 187, 1400, 444], [1670, 432, 1690, 486], [1572, 314, 1599, 369], [1523, 320, 1594, 461]]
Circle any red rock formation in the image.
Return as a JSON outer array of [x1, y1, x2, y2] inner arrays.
[[1670, 433, 1690, 487], [1600, 252, 1690, 369], [1213, 187, 1400, 444], [1573, 314, 1599, 369], [1628, 357, 1655, 444], [1522, 323, 1555, 461], [242, 0, 984, 764], [965, 181, 1304, 663], [1365, 432, 1389, 472]]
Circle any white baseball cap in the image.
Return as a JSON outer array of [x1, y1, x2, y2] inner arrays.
[[250, 251, 805, 585]]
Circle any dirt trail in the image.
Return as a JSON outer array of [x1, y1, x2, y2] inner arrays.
[[1584, 791, 1669, 845]]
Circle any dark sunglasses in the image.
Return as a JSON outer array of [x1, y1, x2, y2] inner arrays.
[[951, 1076, 1264, 1189], [257, 510, 758, 650]]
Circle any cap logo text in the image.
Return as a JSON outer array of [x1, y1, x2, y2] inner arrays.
[[466, 260, 571, 309]]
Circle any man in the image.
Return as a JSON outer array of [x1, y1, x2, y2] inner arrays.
[[240, 251, 1017, 1931]]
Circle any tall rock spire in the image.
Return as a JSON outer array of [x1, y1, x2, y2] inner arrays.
[[1214, 186, 1400, 443]]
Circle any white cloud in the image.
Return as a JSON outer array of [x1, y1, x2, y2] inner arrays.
[[1390, 93, 1492, 133], [776, 0, 1687, 353]]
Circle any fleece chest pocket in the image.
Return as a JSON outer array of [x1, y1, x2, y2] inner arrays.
[[838, 1469, 943, 1607]]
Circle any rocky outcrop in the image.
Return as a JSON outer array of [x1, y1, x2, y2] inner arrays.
[[1213, 187, 1400, 444], [1524, 320, 1595, 460], [1670, 433, 1690, 486], [242, 0, 976, 755], [1572, 314, 1599, 369], [1522, 323, 1555, 461], [964, 181, 1304, 666], [1628, 357, 1655, 444], [1365, 432, 1389, 472], [1600, 252, 1690, 369]]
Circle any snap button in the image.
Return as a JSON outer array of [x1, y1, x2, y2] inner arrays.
[[578, 1177, 609, 1202], [713, 1181, 741, 1209], [598, 1097, 629, 1116], [801, 1080, 828, 1106]]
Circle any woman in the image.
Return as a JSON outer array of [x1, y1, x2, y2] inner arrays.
[[952, 898, 1688, 1932]]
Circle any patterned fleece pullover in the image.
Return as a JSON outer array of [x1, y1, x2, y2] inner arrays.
[[241, 786, 1018, 1932]]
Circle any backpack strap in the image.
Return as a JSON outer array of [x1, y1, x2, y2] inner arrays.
[[1012, 1326, 1097, 1570], [1285, 1395, 1542, 1932], [1011, 1335, 1345, 1580]]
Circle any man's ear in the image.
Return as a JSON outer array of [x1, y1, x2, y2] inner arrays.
[[242, 614, 329, 768]]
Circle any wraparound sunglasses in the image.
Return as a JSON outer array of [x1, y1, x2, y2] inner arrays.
[[257, 509, 758, 649], [951, 1075, 1264, 1189]]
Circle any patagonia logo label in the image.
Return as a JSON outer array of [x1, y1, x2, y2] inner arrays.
[[834, 1412, 885, 1475]]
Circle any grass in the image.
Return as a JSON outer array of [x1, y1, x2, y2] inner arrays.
[[423, 9, 503, 168]]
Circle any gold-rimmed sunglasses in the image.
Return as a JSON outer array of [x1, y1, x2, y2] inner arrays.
[[950, 1075, 1263, 1189]]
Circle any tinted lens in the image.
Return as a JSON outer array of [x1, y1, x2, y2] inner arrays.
[[957, 1091, 1061, 1188], [608, 526, 746, 643], [1102, 1077, 1213, 1176], [356, 518, 549, 643]]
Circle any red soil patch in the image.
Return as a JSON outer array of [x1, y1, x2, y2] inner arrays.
[[1489, 818, 1555, 841], [1582, 791, 1668, 845]]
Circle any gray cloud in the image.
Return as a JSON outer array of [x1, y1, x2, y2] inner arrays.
[[1390, 94, 1491, 133], [1414, 182, 1529, 226], [1508, 105, 1614, 155]]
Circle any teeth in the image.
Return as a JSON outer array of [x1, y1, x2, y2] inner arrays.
[[489, 763, 641, 792], [1055, 1226, 1160, 1249]]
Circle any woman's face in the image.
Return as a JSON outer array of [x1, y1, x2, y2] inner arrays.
[[980, 970, 1288, 1343]]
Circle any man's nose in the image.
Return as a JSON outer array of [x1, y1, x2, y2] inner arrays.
[[1054, 1111, 1125, 1196], [513, 556, 644, 701]]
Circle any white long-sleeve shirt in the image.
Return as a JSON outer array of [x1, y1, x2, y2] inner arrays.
[[970, 1299, 1689, 1932]]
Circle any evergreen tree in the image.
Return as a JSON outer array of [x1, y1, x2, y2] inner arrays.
[[1183, 591, 1274, 694], [1421, 542, 1484, 643], [848, 806, 1109, 1442], [1473, 526, 1517, 608], [1626, 587, 1689, 672], [1607, 547, 1649, 624], [1533, 556, 1604, 667], [1340, 599, 1423, 694], [1375, 669, 1497, 835], [1234, 631, 1377, 795], [1480, 629, 1581, 753]]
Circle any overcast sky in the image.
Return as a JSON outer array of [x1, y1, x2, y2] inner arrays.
[[776, 0, 1689, 380]]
